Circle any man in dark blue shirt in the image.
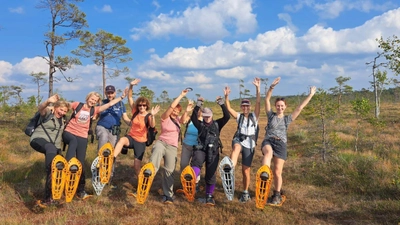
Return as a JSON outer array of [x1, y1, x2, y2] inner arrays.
[[96, 85, 130, 151]]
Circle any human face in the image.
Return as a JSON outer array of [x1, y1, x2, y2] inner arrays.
[[87, 95, 100, 107], [138, 102, 148, 112], [241, 104, 251, 114], [54, 106, 68, 118], [203, 116, 212, 124], [106, 91, 116, 100], [275, 100, 286, 114], [171, 108, 181, 117]]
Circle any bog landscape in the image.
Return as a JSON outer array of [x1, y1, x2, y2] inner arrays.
[[1, 92, 400, 225]]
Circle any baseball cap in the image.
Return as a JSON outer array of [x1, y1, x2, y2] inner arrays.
[[241, 99, 251, 106], [105, 85, 116, 93], [202, 107, 213, 117]]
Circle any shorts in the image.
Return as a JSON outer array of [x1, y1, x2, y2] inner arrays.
[[261, 137, 287, 160], [232, 138, 255, 167], [126, 135, 146, 160]]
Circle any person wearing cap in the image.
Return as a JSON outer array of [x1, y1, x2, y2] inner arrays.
[[147, 88, 192, 204], [224, 77, 261, 203], [95, 85, 131, 152], [261, 77, 316, 205], [190, 95, 230, 206]]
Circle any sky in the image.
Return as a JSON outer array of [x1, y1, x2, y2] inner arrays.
[[1, 0, 400, 103]]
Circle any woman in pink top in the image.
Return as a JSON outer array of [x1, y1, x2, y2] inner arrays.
[[148, 88, 193, 204], [63, 90, 127, 200]]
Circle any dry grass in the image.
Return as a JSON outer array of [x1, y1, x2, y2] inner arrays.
[[1, 102, 400, 225]]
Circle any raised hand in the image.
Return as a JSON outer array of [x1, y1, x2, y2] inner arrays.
[[130, 79, 141, 86], [224, 86, 231, 96], [309, 86, 317, 96], [151, 105, 161, 116], [253, 77, 260, 88], [270, 77, 281, 88]]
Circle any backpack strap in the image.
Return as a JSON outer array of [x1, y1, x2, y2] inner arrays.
[[170, 116, 182, 143]]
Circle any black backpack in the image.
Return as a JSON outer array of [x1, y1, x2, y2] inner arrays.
[[130, 112, 158, 147], [24, 111, 53, 136]]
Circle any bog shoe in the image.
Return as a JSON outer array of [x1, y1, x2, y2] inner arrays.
[[76, 191, 92, 200], [36, 198, 59, 208]]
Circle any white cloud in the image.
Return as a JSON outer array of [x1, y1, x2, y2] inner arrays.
[[137, 70, 172, 81], [152, 1, 161, 10], [13, 57, 48, 75], [147, 48, 156, 53], [101, 5, 113, 13], [278, 13, 298, 32], [0, 61, 13, 83], [130, 0, 257, 42], [285, 0, 397, 19], [183, 72, 212, 83], [8, 7, 24, 14]]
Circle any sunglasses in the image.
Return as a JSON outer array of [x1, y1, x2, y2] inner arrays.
[[275, 97, 285, 101], [138, 104, 147, 107]]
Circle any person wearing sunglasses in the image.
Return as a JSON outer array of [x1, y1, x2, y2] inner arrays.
[[148, 88, 192, 204], [95, 85, 131, 153], [224, 77, 261, 203], [261, 77, 316, 205], [113, 79, 160, 184]]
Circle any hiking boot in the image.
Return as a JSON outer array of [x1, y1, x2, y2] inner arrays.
[[223, 165, 231, 173], [76, 191, 92, 200], [239, 192, 251, 203], [69, 165, 79, 173], [205, 194, 215, 206], [143, 169, 152, 177], [162, 195, 174, 204], [102, 149, 111, 157], [184, 174, 193, 181], [55, 161, 65, 170], [36, 198, 59, 208], [260, 172, 269, 181], [270, 192, 282, 205]]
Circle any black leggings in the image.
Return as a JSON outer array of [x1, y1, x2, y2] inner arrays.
[[30, 138, 61, 199], [191, 149, 219, 185], [62, 131, 88, 192]]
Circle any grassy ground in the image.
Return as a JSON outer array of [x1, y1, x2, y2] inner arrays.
[[0, 102, 400, 225]]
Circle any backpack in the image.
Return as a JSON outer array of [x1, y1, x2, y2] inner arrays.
[[131, 111, 158, 147], [234, 113, 259, 144], [24, 111, 53, 136]]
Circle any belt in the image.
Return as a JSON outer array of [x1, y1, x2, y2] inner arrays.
[[270, 136, 281, 141]]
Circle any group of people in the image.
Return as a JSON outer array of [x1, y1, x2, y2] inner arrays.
[[30, 77, 316, 208]]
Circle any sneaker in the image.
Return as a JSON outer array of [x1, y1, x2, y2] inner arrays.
[[205, 194, 215, 206], [76, 191, 92, 200], [239, 192, 251, 203], [270, 192, 282, 205], [260, 172, 269, 181], [36, 198, 59, 208], [162, 195, 174, 204]]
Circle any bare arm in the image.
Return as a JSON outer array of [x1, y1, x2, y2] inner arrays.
[[161, 89, 189, 120], [180, 99, 194, 124], [149, 105, 161, 128], [99, 88, 127, 112], [122, 112, 131, 125], [291, 86, 317, 121], [253, 78, 261, 119], [38, 94, 60, 116], [265, 77, 281, 113], [224, 86, 237, 119], [128, 79, 141, 110]]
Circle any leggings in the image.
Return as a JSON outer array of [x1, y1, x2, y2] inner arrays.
[[62, 131, 88, 193]]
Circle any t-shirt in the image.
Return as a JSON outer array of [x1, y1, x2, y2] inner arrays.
[[127, 109, 148, 143], [265, 110, 292, 143], [64, 102, 100, 138], [183, 121, 198, 146], [97, 100, 126, 129], [236, 112, 258, 148], [159, 116, 181, 148], [30, 110, 64, 149]]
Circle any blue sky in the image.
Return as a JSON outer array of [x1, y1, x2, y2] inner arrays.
[[1, 0, 400, 102]]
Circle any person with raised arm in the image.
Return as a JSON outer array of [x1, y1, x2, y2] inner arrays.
[[261, 77, 316, 205]]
